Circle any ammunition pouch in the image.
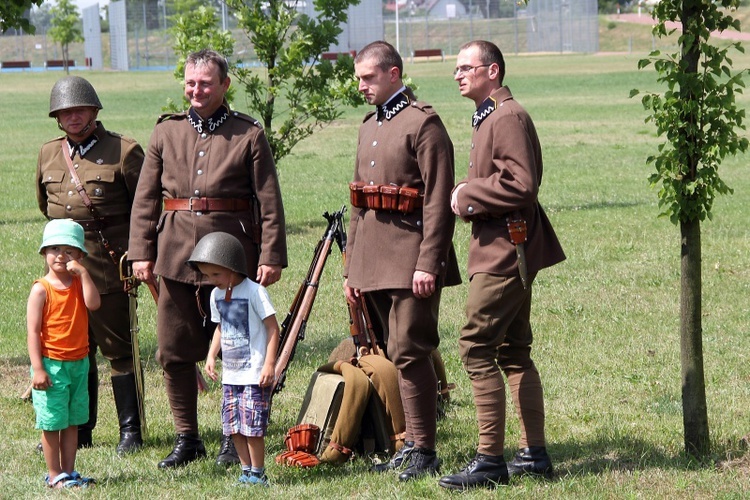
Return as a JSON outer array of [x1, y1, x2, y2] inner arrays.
[[349, 182, 423, 214]]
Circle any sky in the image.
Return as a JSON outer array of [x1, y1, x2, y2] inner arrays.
[[72, 0, 110, 11]]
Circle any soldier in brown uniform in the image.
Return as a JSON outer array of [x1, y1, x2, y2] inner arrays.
[[36, 76, 145, 454], [344, 41, 460, 481], [128, 49, 287, 469], [438, 40, 566, 491]]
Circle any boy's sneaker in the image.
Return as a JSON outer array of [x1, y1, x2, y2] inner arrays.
[[238, 471, 269, 486]]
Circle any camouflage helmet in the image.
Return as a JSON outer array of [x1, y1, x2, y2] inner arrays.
[[49, 76, 103, 117], [187, 232, 248, 277]]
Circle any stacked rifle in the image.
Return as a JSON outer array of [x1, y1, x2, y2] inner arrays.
[[272, 205, 348, 396]]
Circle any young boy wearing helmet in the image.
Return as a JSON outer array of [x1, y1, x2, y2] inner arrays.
[[187, 232, 280, 486]]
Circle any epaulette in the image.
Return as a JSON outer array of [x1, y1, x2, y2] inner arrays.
[[42, 135, 66, 147], [410, 100, 435, 114], [157, 112, 186, 124], [231, 110, 263, 128]]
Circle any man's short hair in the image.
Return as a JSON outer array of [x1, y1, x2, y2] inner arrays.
[[459, 40, 506, 85], [186, 49, 229, 82], [355, 41, 403, 77]]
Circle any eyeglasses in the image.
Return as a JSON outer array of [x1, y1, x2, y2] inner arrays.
[[453, 64, 491, 76]]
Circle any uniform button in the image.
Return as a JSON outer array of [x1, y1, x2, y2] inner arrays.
[[416, 220, 422, 227], [201, 133, 207, 139], [378, 121, 383, 127], [469, 161, 473, 168], [369, 181, 375, 185], [197, 169, 203, 175], [370, 160, 375, 167], [66, 205, 72, 211], [93, 188, 103, 196], [73, 164, 79, 169], [68, 190, 74, 196], [194, 190, 200, 196], [96, 175, 101, 180], [198, 151, 205, 157], [47, 176, 53, 181], [471, 143, 475, 149], [468, 206, 474, 214], [372, 140, 377, 147], [440, 261, 446, 267]]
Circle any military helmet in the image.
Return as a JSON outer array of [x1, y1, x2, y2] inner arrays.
[[187, 232, 248, 277], [49, 76, 103, 117]]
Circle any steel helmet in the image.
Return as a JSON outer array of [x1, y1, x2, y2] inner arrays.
[[187, 232, 248, 277], [49, 76, 103, 117]]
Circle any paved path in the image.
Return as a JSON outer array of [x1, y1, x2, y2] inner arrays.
[[609, 12, 750, 41]]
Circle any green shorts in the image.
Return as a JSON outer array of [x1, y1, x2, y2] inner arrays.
[[31, 357, 89, 431]]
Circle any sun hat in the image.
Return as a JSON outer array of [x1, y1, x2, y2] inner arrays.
[[39, 219, 87, 255]]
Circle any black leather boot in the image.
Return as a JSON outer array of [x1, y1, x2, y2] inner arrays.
[[158, 433, 207, 469], [215, 434, 240, 467], [112, 373, 143, 455], [398, 448, 440, 482], [438, 453, 509, 491], [78, 370, 98, 449], [507, 446, 554, 479], [371, 440, 414, 472]]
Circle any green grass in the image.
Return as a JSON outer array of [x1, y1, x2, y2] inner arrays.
[[2, 52, 750, 498]]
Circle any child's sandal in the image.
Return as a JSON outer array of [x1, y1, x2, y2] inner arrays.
[[45, 472, 79, 489], [70, 471, 96, 487]]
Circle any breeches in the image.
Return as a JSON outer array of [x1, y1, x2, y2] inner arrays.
[[88, 291, 133, 375], [459, 273, 536, 378], [156, 278, 215, 369], [366, 288, 441, 370]]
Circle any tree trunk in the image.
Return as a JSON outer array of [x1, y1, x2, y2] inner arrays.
[[680, 219, 710, 458]]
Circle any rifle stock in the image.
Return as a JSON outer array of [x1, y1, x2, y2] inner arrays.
[[272, 206, 347, 395]]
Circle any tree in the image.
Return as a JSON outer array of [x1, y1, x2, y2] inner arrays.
[[1, 0, 43, 33], [171, 0, 363, 163], [49, 0, 83, 74], [631, 0, 748, 459]]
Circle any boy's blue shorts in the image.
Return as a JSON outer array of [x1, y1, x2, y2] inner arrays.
[[31, 357, 89, 431]]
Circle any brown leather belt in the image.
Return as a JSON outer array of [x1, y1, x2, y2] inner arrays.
[[73, 214, 130, 231], [163, 197, 251, 212]]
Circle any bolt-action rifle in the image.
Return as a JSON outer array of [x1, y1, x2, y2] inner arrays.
[[272, 205, 347, 396]]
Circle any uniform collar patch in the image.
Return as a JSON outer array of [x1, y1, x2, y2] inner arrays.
[[472, 96, 497, 129], [377, 91, 411, 122], [66, 133, 99, 158], [188, 105, 230, 134]]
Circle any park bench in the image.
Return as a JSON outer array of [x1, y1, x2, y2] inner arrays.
[[411, 49, 444, 62], [1, 60, 31, 69], [45, 59, 76, 68], [321, 50, 356, 61]]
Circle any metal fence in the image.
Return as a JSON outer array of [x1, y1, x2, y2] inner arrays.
[[0, 0, 602, 72]]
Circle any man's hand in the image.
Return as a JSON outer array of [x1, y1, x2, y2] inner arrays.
[[132, 260, 157, 286], [257, 265, 282, 287], [413, 270, 437, 299], [451, 183, 466, 216], [344, 278, 360, 305]]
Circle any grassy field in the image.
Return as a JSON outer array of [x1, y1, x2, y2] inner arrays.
[[1, 51, 750, 498]]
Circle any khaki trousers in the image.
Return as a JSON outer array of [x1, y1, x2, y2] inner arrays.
[[458, 273, 546, 455]]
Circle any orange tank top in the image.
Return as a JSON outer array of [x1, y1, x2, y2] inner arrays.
[[37, 277, 89, 361]]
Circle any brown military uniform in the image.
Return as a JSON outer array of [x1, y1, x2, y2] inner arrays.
[[453, 86, 565, 455], [36, 121, 144, 373], [345, 88, 460, 450], [128, 105, 287, 433]]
